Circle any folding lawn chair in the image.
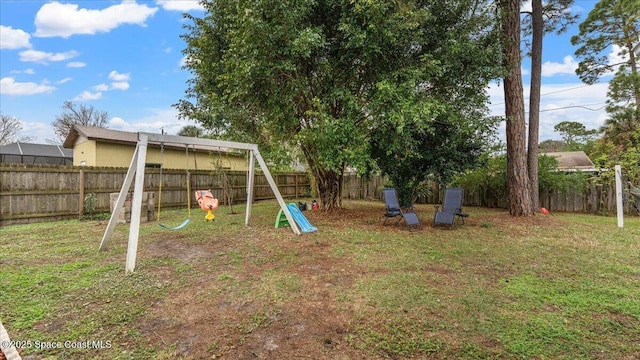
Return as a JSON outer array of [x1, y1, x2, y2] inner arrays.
[[432, 187, 468, 229], [382, 188, 421, 228]]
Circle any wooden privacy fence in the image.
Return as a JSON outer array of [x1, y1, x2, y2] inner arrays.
[[1, 164, 634, 226], [342, 173, 633, 215], [0, 164, 311, 226]]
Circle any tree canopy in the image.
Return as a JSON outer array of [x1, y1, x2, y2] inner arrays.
[[553, 121, 599, 151], [177, 0, 503, 209]]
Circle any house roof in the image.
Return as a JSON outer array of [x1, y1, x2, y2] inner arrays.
[[0, 142, 73, 158], [541, 151, 597, 171], [63, 125, 139, 148], [63, 125, 240, 155]]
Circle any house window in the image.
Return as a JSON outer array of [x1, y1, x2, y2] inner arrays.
[[145, 163, 161, 169]]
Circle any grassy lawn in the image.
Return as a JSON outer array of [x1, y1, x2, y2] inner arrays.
[[1, 200, 639, 359]]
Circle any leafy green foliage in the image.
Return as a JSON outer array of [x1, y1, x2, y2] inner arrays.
[[454, 154, 589, 207], [454, 155, 509, 207], [365, 0, 503, 208], [553, 121, 599, 152], [602, 70, 640, 149], [176, 0, 502, 209], [571, 0, 639, 85], [83, 193, 98, 220], [591, 127, 640, 185]]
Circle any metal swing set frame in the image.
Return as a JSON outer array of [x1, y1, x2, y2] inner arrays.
[[99, 133, 301, 273]]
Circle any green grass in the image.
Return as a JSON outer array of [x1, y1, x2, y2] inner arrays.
[[1, 201, 639, 359]]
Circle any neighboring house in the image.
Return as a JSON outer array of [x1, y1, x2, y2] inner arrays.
[[63, 125, 247, 171], [0, 142, 73, 165], [540, 151, 598, 172]]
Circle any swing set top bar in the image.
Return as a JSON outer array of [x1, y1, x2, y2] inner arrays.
[[141, 132, 257, 152]]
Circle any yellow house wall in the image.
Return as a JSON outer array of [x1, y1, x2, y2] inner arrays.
[[95, 142, 136, 168], [142, 146, 246, 170], [88, 142, 246, 170], [72, 140, 97, 166]]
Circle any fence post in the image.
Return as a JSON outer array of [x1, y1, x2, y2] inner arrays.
[[615, 165, 623, 228], [78, 168, 85, 218]]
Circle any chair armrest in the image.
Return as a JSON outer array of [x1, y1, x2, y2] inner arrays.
[[455, 208, 469, 217]]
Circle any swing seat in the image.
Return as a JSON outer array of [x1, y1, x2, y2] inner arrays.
[[195, 190, 219, 211], [158, 218, 191, 230]]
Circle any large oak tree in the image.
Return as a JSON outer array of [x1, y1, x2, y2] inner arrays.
[[177, 0, 503, 210]]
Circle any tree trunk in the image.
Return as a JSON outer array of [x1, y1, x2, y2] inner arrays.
[[314, 168, 343, 211], [301, 143, 343, 211], [527, 0, 543, 211], [500, 0, 534, 216]]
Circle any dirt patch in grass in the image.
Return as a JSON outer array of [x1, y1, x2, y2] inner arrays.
[[133, 222, 367, 359]]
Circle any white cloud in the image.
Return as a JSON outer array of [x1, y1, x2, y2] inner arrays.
[[108, 108, 190, 135], [110, 82, 130, 90], [0, 25, 32, 49], [179, 56, 188, 68], [108, 71, 130, 82], [10, 69, 36, 75], [92, 83, 110, 91], [105, 71, 131, 90], [488, 82, 609, 141], [109, 117, 129, 128], [542, 56, 579, 77], [0, 77, 55, 95], [19, 49, 80, 64], [179, 55, 200, 68], [57, 77, 72, 84], [73, 90, 102, 101], [67, 62, 86, 68], [18, 120, 52, 144], [34, 1, 158, 38], [606, 44, 632, 75], [156, 0, 205, 12]]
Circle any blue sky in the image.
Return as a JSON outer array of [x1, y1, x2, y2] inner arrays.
[[0, 0, 618, 145]]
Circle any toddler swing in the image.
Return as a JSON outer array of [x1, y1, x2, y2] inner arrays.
[[156, 143, 191, 230], [196, 190, 219, 221]]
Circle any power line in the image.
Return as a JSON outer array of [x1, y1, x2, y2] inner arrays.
[[489, 84, 595, 108], [538, 103, 606, 113]]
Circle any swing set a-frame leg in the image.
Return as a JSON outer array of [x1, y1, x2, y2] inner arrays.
[[99, 143, 140, 251]]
